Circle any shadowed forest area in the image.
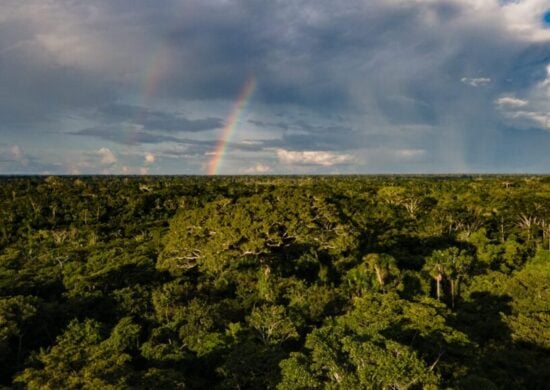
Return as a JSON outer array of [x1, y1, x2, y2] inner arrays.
[[0, 175, 549, 389]]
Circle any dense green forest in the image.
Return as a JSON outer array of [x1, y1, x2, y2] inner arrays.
[[0, 175, 549, 389]]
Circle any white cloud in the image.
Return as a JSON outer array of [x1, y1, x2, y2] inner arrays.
[[240, 139, 263, 145], [506, 110, 550, 129], [542, 64, 550, 87], [7, 144, 30, 166], [496, 87, 549, 130], [495, 96, 529, 108], [98, 147, 117, 165], [500, 0, 550, 42], [139, 167, 149, 175], [461, 77, 491, 87], [10, 144, 23, 160], [277, 149, 352, 166], [144, 152, 155, 164], [241, 163, 271, 174]]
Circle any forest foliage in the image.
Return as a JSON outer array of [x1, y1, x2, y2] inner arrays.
[[0, 175, 549, 389]]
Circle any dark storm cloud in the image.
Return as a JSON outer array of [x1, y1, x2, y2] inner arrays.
[[2, 1, 550, 116], [2, 2, 547, 114], [72, 125, 262, 153], [247, 118, 362, 151], [1, 0, 549, 173], [0, 49, 116, 128], [249, 119, 353, 135], [96, 104, 223, 133], [72, 127, 183, 145], [136, 0, 550, 174], [153, 0, 546, 112]]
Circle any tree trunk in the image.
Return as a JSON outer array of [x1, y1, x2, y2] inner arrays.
[[374, 265, 384, 287], [435, 274, 442, 301], [450, 279, 455, 308]]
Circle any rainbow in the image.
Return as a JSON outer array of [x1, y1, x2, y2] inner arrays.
[[142, 46, 169, 99], [207, 76, 256, 175], [125, 46, 170, 146]]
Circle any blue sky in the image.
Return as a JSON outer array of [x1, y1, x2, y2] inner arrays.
[[1, 0, 549, 174]]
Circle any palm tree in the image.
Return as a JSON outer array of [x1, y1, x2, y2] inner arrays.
[[445, 248, 473, 308], [425, 248, 473, 306], [424, 251, 447, 301], [363, 253, 398, 291], [517, 213, 538, 243]]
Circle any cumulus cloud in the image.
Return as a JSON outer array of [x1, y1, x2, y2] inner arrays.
[[241, 163, 271, 174], [144, 152, 155, 164], [277, 149, 352, 166], [98, 147, 117, 165], [495, 96, 529, 108], [10, 145, 24, 161], [0, 144, 60, 173], [504, 110, 550, 129], [3, 145, 32, 168], [496, 68, 550, 130], [500, 0, 550, 42]]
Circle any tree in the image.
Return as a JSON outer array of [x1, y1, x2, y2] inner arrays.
[[424, 251, 446, 301], [445, 248, 474, 307], [0, 295, 39, 378], [247, 304, 298, 346], [279, 294, 446, 389], [15, 318, 140, 389], [364, 253, 399, 291], [424, 248, 474, 307]]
